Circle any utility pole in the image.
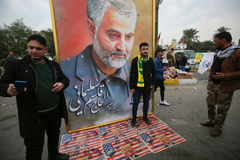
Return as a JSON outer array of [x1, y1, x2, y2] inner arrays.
[[155, 0, 163, 43]]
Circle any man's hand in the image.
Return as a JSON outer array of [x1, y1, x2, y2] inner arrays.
[[211, 72, 225, 79], [52, 82, 64, 92], [130, 89, 135, 93], [7, 84, 19, 96]]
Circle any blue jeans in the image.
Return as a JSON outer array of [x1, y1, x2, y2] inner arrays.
[[132, 88, 152, 121], [180, 65, 185, 71]]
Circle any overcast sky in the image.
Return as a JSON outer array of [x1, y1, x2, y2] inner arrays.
[[158, 0, 240, 45], [0, 0, 240, 46]]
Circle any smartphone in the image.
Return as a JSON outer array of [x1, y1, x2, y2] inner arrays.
[[14, 81, 27, 92], [211, 72, 217, 75]]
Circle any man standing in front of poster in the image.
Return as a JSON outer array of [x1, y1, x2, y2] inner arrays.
[[0, 34, 70, 160], [155, 48, 170, 106], [61, 0, 137, 126], [130, 42, 156, 127], [201, 32, 240, 136]]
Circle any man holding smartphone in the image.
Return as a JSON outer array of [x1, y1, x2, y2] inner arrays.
[[201, 32, 240, 137], [0, 34, 70, 160]]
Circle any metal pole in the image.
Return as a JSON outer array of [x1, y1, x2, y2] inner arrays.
[[155, 0, 163, 43]]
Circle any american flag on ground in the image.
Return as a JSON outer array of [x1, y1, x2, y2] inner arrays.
[[139, 125, 186, 153], [59, 127, 101, 154], [99, 121, 137, 144], [67, 145, 106, 160], [129, 114, 167, 134], [59, 114, 186, 159], [102, 134, 151, 160]]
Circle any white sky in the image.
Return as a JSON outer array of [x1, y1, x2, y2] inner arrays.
[[0, 0, 240, 46], [158, 0, 240, 45]]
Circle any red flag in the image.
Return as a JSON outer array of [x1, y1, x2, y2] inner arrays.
[[155, 33, 161, 51]]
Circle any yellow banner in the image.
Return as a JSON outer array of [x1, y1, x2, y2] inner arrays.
[[195, 52, 203, 62]]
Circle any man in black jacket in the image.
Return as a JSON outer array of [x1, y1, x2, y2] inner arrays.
[[0, 34, 70, 160], [179, 52, 187, 71], [129, 42, 156, 127]]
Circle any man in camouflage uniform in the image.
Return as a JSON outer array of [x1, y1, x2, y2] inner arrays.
[[167, 48, 175, 67], [201, 32, 240, 136]]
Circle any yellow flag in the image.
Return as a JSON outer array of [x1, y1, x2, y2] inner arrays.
[[195, 52, 203, 62], [171, 40, 175, 49]]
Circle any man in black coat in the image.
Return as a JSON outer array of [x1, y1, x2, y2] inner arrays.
[[179, 52, 187, 71], [129, 42, 156, 127], [0, 34, 70, 160]]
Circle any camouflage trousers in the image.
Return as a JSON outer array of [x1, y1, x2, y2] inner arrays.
[[206, 81, 234, 128]]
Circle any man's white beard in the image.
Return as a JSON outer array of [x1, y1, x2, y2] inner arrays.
[[93, 33, 130, 69]]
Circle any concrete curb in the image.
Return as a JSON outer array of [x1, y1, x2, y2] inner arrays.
[[179, 78, 198, 85], [191, 68, 211, 71], [164, 78, 198, 85], [164, 79, 179, 85]]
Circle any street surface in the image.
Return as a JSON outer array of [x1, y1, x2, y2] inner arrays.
[[0, 70, 240, 160]]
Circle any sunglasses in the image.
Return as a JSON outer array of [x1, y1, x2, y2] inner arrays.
[[28, 46, 43, 51]]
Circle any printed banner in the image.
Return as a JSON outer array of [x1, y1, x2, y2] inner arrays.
[[98, 121, 136, 144], [102, 135, 151, 160], [198, 53, 214, 74], [50, 0, 155, 131], [139, 125, 186, 153], [59, 128, 101, 154], [128, 114, 167, 133], [60, 114, 186, 159]]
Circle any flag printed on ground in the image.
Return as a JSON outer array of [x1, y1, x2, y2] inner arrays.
[[139, 125, 186, 153], [102, 134, 151, 160], [66, 145, 105, 160], [59, 114, 186, 159], [99, 121, 137, 144], [59, 128, 101, 154], [128, 114, 167, 133]]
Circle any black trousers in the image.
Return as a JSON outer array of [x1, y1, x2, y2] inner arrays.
[[176, 61, 180, 69], [24, 107, 61, 160], [155, 79, 165, 101]]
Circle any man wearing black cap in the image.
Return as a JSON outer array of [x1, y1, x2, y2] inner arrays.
[[155, 48, 170, 106]]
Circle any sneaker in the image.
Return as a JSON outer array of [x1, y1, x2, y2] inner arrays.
[[143, 117, 151, 125], [160, 100, 170, 106], [210, 126, 222, 137], [200, 121, 215, 127]]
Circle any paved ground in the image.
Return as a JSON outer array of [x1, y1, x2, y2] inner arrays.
[[0, 70, 240, 160]]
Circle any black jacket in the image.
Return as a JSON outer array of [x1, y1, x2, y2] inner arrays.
[[130, 56, 156, 91], [0, 55, 69, 138], [180, 56, 187, 66]]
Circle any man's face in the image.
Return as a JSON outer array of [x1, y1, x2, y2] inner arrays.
[[140, 46, 149, 58], [158, 135, 170, 144], [78, 136, 88, 146], [93, 8, 136, 69], [121, 145, 134, 157], [27, 40, 47, 63], [158, 51, 164, 57], [214, 37, 224, 50], [9, 52, 14, 57], [112, 128, 122, 137]]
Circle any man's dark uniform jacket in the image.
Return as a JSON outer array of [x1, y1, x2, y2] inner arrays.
[[0, 55, 69, 139]]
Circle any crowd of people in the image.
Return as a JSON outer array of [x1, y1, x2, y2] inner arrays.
[[166, 48, 187, 71], [0, 31, 239, 160]]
